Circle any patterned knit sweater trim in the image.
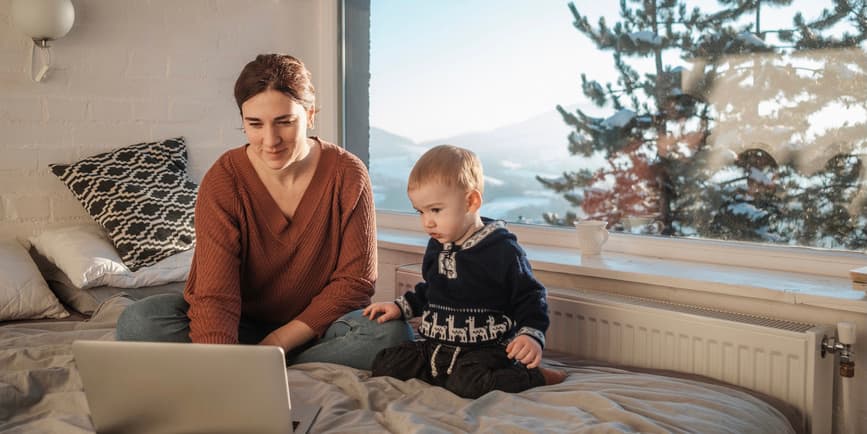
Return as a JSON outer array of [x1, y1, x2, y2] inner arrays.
[[396, 219, 549, 348], [184, 138, 376, 344]]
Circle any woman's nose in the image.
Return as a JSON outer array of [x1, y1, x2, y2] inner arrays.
[[262, 126, 281, 147]]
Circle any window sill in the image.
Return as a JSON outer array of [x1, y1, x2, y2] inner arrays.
[[377, 224, 867, 315]]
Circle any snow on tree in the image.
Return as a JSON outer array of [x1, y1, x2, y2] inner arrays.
[[539, 0, 867, 249]]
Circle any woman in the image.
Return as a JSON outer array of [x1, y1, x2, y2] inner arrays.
[[116, 54, 413, 370]]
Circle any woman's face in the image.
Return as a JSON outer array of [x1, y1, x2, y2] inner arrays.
[[241, 89, 315, 171]]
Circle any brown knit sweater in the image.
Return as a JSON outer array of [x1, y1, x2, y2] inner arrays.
[[184, 138, 376, 344]]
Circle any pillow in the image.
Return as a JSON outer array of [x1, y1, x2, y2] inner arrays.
[[30, 224, 193, 290], [49, 137, 197, 271], [0, 239, 69, 321], [45, 270, 186, 316]]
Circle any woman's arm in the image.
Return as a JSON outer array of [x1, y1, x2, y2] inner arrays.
[[184, 159, 244, 344], [292, 156, 377, 336], [259, 319, 317, 349]]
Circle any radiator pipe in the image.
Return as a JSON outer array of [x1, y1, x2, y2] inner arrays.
[[821, 321, 855, 378]]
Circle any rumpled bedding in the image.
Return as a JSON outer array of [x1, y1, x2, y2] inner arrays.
[[288, 362, 796, 434], [1, 296, 796, 434]]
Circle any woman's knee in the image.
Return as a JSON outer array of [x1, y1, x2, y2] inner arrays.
[[304, 311, 413, 370], [330, 309, 414, 345], [376, 317, 415, 346], [115, 293, 189, 342]]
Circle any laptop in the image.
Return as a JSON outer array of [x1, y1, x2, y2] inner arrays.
[[72, 340, 321, 434]]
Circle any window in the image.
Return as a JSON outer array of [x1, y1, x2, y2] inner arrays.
[[350, 1, 867, 256]]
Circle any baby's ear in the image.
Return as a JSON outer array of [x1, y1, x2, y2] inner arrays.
[[466, 189, 483, 212]]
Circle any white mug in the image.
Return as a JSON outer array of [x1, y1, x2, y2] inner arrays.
[[575, 220, 609, 256]]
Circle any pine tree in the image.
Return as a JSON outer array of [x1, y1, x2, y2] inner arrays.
[[539, 0, 867, 248]]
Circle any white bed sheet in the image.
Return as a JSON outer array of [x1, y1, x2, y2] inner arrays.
[[0, 296, 796, 434]]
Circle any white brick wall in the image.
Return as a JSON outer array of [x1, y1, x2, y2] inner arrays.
[[0, 97, 42, 121], [0, 0, 339, 239]]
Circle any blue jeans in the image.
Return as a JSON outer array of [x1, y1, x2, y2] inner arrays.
[[115, 293, 413, 370]]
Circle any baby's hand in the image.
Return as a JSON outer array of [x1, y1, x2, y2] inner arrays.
[[506, 334, 542, 369], [362, 302, 401, 323]]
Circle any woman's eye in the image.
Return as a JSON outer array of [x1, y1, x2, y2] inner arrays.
[[278, 120, 295, 126], [247, 123, 262, 129]]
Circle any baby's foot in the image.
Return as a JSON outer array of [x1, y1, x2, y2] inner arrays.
[[540, 367, 568, 385]]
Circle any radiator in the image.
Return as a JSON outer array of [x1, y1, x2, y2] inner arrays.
[[395, 265, 835, 434]]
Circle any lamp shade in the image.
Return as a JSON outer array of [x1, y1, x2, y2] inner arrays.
[[11, 0, 75, 42]]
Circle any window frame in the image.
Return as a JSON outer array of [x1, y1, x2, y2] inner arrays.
[[342, 1, 867, 281], [340, 0, 370, 166]]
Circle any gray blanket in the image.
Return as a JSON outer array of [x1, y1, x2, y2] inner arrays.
[[1, 296, 796, 434]]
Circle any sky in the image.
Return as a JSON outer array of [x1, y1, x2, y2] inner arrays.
[[369, 1, 836, 144], [370, 1, 612, 143]]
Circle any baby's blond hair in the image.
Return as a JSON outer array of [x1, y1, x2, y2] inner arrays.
[[407, 145, 484, 195]]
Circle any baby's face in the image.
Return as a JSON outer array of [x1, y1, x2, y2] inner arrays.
[[408, 183, 476, 245]]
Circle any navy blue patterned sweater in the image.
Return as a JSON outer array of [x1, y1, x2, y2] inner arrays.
[[395, 219, 549, 348]]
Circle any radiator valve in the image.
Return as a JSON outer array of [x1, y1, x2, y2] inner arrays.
[[821, 321, 856, 378]]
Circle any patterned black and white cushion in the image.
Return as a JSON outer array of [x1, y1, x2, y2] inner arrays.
[[50, 137, 197, 271]]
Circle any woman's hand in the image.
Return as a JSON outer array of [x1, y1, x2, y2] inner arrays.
[[259, 320, 316, 351], [362, 302, 401, 323], [506, 334, 542, 369], [259, 332, 285, 348]]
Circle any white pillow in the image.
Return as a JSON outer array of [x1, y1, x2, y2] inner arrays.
[[0, 239, 69, 321], [29, 224, 193, 289]]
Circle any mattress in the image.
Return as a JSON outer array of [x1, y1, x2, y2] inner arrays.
[[0, 296, 799, 434]]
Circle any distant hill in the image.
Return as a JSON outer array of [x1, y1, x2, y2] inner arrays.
[[370, 104, 600, 223], [369, 128, 426, 158], [420, 105, 575, 163]]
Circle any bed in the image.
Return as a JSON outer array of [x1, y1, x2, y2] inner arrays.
[[0, 136, 801, 433], [0, 291, 802, 434]]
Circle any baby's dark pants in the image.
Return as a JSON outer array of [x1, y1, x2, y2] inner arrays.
[[371, 340, 545, 399]]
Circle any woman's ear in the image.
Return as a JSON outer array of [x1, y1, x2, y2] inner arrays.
[[307, 107, 316, 130], [466, 189, 483, 212]]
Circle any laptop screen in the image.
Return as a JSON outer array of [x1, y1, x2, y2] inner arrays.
[[73, 340, 319, 434]]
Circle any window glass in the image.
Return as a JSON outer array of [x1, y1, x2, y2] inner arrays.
[[369, 1, 867, 251]]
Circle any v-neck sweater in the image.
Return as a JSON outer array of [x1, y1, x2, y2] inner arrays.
[[184, 138, 377, 344]]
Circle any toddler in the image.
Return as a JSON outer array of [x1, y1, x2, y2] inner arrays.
[[364, 145, 567, 399]]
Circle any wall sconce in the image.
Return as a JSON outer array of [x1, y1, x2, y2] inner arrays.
[[11, 0, 76, 82]]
